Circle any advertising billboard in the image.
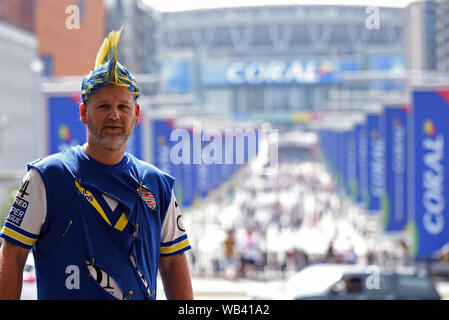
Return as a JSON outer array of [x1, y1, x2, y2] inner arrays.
[[48, 95, 86, 155], [346, 128, 358, 200], [202, 60, 359, 86], [366, 114, 384, 213], [411, 90, 449, 260], [381, 106, 408, 232], [358, 121, 369, 208]]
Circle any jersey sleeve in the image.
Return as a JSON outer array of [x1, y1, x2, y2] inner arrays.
[[160, 190, 191, 256], [0, 168, 46, 249]]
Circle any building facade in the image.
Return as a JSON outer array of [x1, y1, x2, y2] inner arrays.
[[105, 0, 158, 95], [157, 5, 405, 115], [0, 0, 35, 32], [405, 0, 449, 73], [404, 0, 437, 71], [0, 0, 106, 77], [436, 0, 449, 71], [0, 21, 41, 172], [35, 0, 106, 77]]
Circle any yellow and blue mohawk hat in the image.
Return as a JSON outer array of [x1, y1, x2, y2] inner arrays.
[[81, 27, 140, 104]]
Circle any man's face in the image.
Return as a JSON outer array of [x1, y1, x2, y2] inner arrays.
[[80, 85, 140, 151]]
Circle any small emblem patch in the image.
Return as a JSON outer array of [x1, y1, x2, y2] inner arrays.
[[139, 187, 157, 211]]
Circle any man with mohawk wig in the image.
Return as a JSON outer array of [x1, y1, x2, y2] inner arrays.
[[0, 29, 194, 300]]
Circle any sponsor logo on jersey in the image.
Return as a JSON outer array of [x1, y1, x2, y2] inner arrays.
[[8, 196, 29, 227]]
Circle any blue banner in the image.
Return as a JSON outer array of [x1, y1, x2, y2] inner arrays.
[[152, 119, 174, 176], [381, 106, 408, 232], [126, 122, 142, 160], [412, 90, 449, 260], [153, 119, 193, 207], [329, 130, 340, 180], [358, 122, 369, 206], [181, 128, 195, 207], [172, 157, 185, 208], [339, 131, 348, 195], [353, 124, 362, 203], [366, 114, 384, 213], [48, 95, 86, 155], [152, 119, 193, 207], [197, 161, 210, 199], [346, 128, 357, 200]]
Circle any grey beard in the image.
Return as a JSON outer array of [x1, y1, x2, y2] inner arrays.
[[87, 123, 133, 151]]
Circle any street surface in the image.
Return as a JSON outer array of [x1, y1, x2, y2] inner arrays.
[[20, 277, 449, 300]]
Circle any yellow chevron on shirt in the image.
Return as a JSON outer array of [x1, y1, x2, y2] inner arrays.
[[1, 226, 37, 246], [160, 239, 190, 255], [114, 212, 129, 231], [75, 179, 112, 226]]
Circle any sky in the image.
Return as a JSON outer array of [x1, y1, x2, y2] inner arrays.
[[143, 0, 416, 12]]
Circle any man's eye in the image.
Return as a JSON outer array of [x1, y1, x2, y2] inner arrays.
[[119, 104, 130, 110], [98, 104, 109, 109]]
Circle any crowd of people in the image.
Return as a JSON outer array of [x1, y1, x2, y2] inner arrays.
[[183, 150, 410, 280]]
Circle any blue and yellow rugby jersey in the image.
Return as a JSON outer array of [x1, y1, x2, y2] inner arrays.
[[0, 146, 191, 300]]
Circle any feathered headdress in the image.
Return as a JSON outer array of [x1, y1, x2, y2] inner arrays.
[[81, 27, 140, 104]]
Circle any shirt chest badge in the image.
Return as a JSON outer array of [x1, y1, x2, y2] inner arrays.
[[137, 185, 157, 211]]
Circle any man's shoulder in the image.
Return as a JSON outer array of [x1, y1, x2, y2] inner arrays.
[[129, 154, 175, 185], [28, 147, 79, 171], [129, 154, 168, 175]]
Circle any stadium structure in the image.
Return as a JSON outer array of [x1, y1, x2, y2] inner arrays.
[[156, 5, 405, 117]]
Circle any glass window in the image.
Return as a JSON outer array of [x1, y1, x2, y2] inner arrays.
[[246, 87, 264, 113], [396, 275, 435, 299]]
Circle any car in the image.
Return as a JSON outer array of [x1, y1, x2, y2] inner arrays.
[[250, 264, 441, 300]]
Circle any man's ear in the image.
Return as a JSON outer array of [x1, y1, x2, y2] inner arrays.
[[80, 103, 87, 124], [135, 104, 141, 125]]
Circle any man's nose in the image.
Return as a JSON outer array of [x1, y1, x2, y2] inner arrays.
[[109, 106, 120, 120]]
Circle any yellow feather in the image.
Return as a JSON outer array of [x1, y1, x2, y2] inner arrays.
[[81, 26, 139, 104], [94, 27, 123, 69]]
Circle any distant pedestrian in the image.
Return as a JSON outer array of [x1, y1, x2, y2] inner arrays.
[[223, 229, 237, 279]]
